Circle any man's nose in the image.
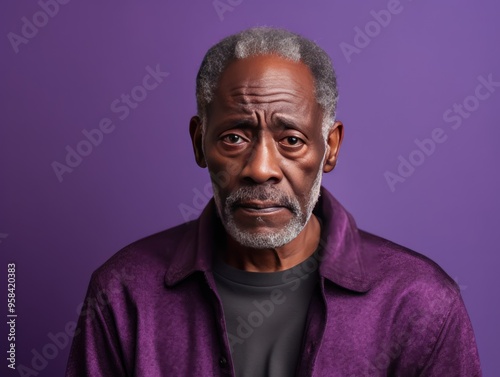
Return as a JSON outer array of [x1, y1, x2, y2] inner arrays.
[[241, 137, 283, 184]]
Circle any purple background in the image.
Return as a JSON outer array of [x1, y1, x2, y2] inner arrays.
[[1, 0, 499, 375]]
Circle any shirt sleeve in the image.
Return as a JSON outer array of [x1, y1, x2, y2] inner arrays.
[[419, 293, 482, 377], [65, 274, 128, 377]]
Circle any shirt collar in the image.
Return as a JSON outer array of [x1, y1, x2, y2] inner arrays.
[[164, 187, 375, 292], [313, 187, 375, 292]]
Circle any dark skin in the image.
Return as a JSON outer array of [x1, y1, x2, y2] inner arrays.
[[190, 55, 343, 272]]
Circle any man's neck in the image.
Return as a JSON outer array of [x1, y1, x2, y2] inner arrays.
[[221, 214, 321, 272]]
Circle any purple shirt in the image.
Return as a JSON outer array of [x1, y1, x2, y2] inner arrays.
[[65, 188, 481, 376]]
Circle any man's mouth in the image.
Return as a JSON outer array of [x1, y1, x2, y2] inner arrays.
[[234, 201, 287, 213]]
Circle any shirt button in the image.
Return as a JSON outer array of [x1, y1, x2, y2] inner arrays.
[[219, 356, 228, 367]]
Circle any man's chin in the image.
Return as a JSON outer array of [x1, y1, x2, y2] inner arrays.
[[223, 219, 305, 249], [228, 231, 291, 249]]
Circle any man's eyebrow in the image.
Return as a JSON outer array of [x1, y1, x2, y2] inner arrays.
[[274, 116, 298, 128], [213, 118, 256, 131], [272, 115, 308, 132]]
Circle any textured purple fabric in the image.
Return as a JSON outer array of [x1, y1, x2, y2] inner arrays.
[[65, 187, 481, 376]]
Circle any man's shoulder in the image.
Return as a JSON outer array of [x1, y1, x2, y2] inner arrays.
[[359, 230, 460, 299], [91, 220, 198, 288]]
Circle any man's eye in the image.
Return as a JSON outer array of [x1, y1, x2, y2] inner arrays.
[[222, 134, 245, 144], [281, 136, 304, 147]]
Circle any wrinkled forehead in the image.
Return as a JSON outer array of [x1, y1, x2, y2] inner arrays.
[[208, 55, 318, 116], [219, 55, 315, 95]]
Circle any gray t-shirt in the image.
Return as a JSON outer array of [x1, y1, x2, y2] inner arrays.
[[213, 252, 320, 377]]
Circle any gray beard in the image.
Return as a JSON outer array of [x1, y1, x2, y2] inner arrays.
[[213, 167, 323, 249]]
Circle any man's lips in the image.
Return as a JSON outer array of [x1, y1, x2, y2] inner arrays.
[[234, 202, 287, 213]]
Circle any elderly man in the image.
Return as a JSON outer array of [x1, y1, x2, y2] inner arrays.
[[66, 27, 481, 376]]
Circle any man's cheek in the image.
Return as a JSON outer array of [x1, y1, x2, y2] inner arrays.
[[210, 169, 230, 188], [207, 156, 241, 187]]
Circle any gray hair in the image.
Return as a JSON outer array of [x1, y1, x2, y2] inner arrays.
[[195, 27, 338, 137]]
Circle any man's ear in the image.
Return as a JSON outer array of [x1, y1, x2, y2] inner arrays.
[[189, 116, 207, 168], [323, 120, 344, 173]]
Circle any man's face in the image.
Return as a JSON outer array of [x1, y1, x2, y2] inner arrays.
[[192, 55, 338, 249]]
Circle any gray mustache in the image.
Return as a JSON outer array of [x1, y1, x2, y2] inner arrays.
[[225, 187, 300, 214]]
